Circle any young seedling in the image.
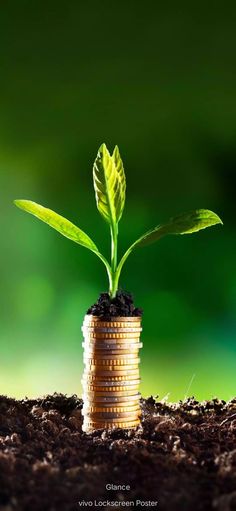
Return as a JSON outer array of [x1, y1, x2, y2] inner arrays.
[[14, 143, 222, 298], [14, 143, 223, 432]]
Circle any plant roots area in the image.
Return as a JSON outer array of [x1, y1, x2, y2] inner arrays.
[[0, 394, 236, 510], [86, 291, 143, 317]]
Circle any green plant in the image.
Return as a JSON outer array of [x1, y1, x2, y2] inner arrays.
[[14, 143, 222, 298]]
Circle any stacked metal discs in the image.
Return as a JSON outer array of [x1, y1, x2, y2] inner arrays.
[[81, 315, 142, 433]]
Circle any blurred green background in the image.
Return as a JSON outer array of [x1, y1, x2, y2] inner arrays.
[[0, 2, 235, 400]]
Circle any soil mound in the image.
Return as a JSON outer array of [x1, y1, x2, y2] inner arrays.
[[86, 290, 143, 317], [0, 394, 235, 510]]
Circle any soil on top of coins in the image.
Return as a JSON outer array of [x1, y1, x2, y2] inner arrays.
[[86, 290, 143, 318], [0, 393, 236, 511]]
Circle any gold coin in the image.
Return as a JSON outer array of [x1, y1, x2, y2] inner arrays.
[[83, 346, 140, 351], [83, 392, 140, 399], [83, 330, 142, 337], [83, 416, 141, 424], [82, 380, 140, 388], [83, 321, 141, 328], [84, 361, 140, 368], [82, 382, 140, 389], [83, 354, 140, 360], [83, 350, 140, 357], [84, 354, 140, 360], [84, 408, 140, 414], [86, 346, 141, 353], [82, 343, 143, 351], [82, 339, 142, 345], [85, 320, 141, 325], [84, 358, 139, 366], [82, 382, 141, 388], [82, 379, 140, 386], [83, 337, 141, 344], [84, 362, 139, 376], [83, 385, 141, 390], [96, 371, 139, 377], [82, 376, 140, 382], [83, 387, 140, 393], [82, 388, 140, 394], [82, 410, 140, 419], [84, 357, 140, 370], [82, 335, 141, 341], [83, 367, 140, 374], [82, 393, 140, 401], [83, 372, 140, 380], [83, 331, 141, 339], [83, 352, 140, 360], [83, 317, 141, 323], [82, 323, 142, 329], [84, 367, 139, 373], [83, 417, 141, 425], [84, 407, 141, 413], [84, 385, 140, 392], [84, 393, 140, 400], [83, 417, 140, 425], [82, 392, 140, 406], [83, 402, 140, 410], [82, 379, 140, 387], [83, 403, 140, 414], [83, 412, 140, 421], [84, 349, 142, 360], [83, 369, 140, 376], [83, 332, 140, 339], [83, 342, 141, 348], [83, 359, 140, 366], [83, 315, 141, 323], [86, 365, 139, 373], [82, 373, 140, 381], [82, 384, 140, 391], [86, 361, 139, 368], [83, 319, 140, 324], [82, 420, 140, 431], [82, 391, 140, 406], [83, 389, 141, 401]]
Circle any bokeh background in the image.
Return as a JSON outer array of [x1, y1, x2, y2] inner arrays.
[[0, 2, 235, 400]]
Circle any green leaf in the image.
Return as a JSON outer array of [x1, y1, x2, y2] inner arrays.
[[14, 200, 98, 252], [135, 209, 223, 248], [112, 145, 126, 221], [93, 143, 126, 226], [116, 209, 223, 283]]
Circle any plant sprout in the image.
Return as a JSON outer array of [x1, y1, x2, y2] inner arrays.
[[14, 144, 222, 298]]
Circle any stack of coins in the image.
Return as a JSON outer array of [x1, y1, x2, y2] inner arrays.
[[81, 315, 142, 432]]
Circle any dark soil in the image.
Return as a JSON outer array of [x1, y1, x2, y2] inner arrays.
[[86, 290, 143, 317], [0, 394, 236, 511]]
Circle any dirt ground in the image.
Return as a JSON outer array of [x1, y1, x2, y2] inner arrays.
[[86, 290, 142, 317], [0, 393, 236, 511]]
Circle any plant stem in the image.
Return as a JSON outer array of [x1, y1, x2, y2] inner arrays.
[[94, 251, 113, 295], [111, 224, 118, 273], [110, 269, 119, 298], [113, 243, 133, 294], [110, 224, 118, 298]]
